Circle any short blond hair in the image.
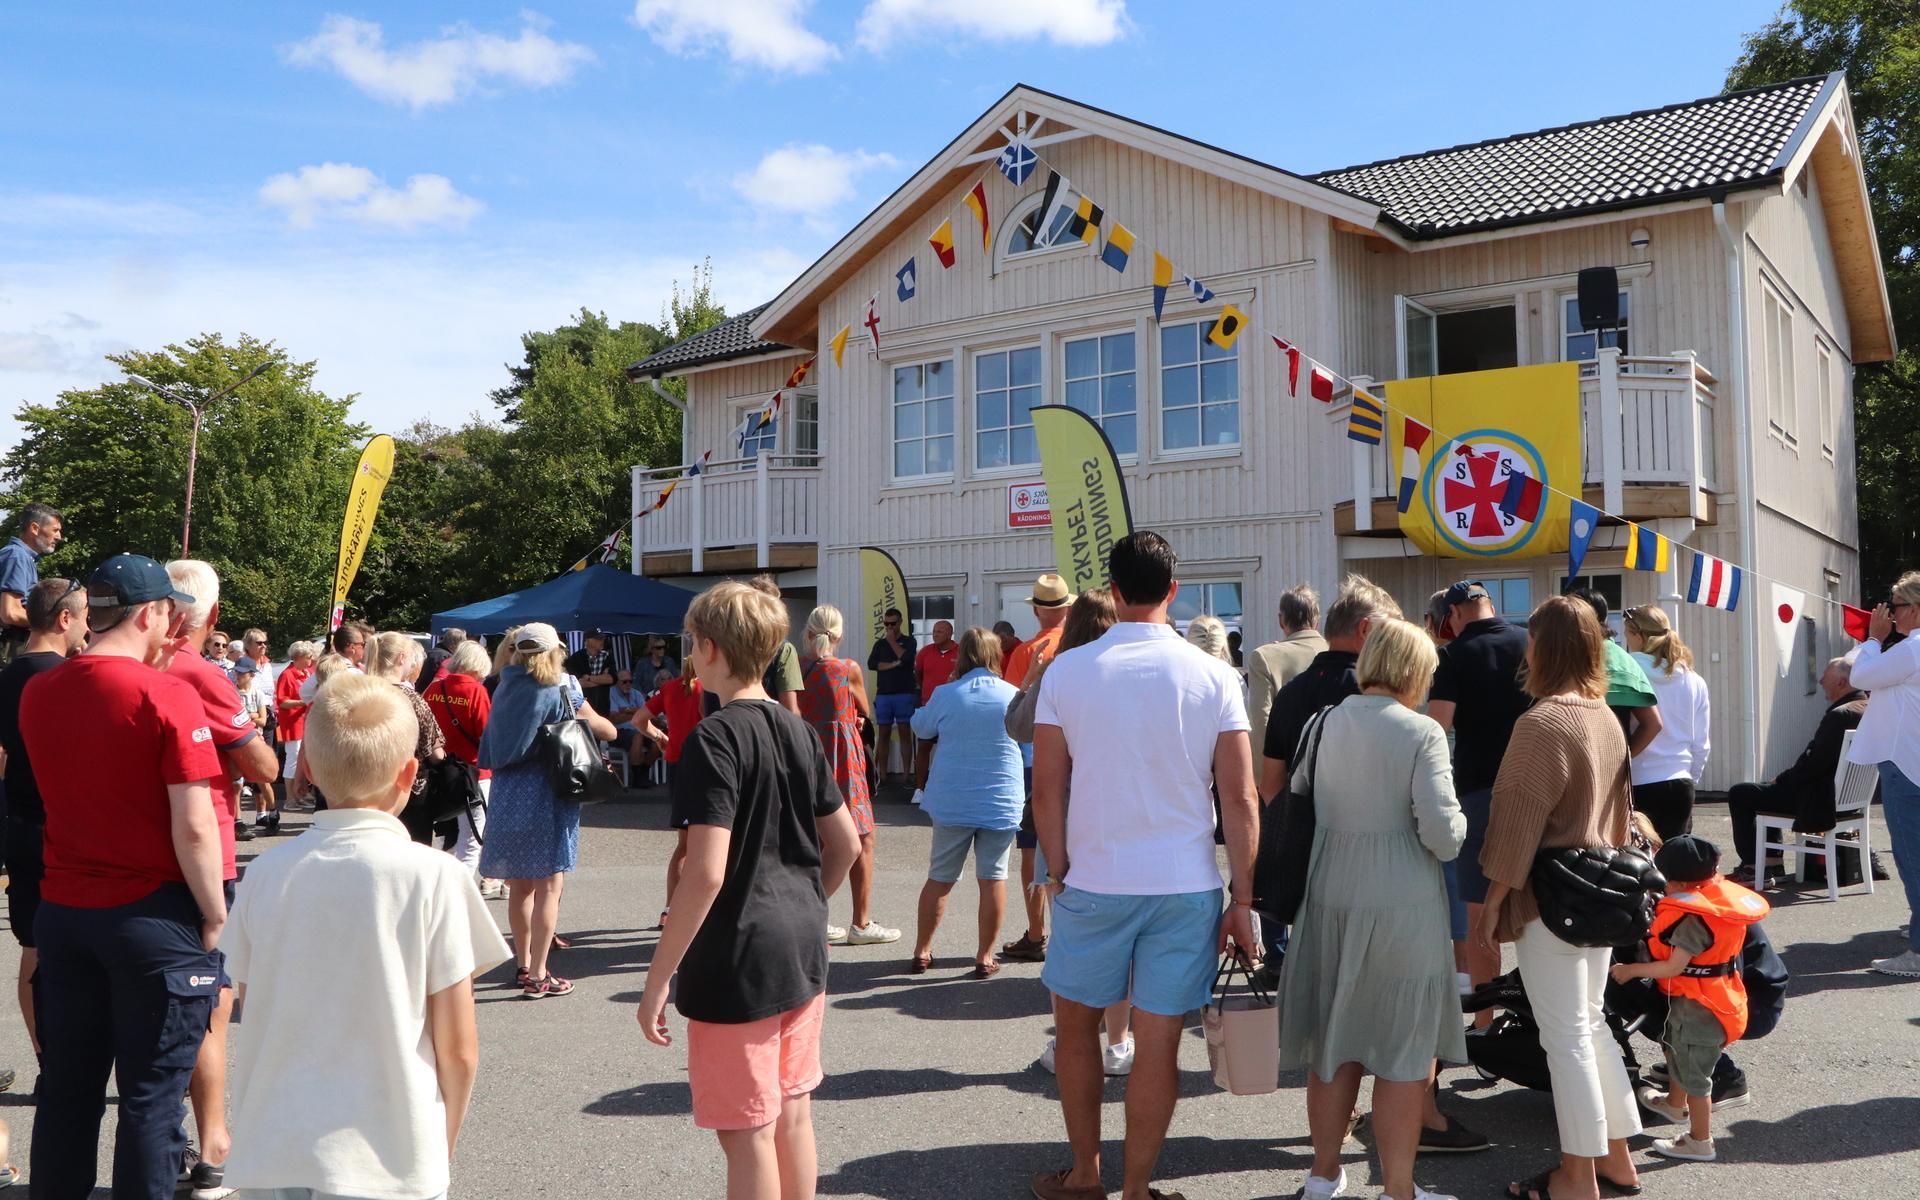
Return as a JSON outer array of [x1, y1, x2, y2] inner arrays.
[[304, 673, 415, 805], [687, 581, 788, 682], [313, 653, 353, 684], [1185, 614, 1232, 662], [1356, 617, 1439, 696], [1325, 574, 1403, 640], [367, 631, 424, 682]]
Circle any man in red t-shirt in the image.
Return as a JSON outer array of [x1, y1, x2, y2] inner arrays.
[[23, 553, 226, 1200], [162, 560, 279, 1196], [915, 620, 959, 704]]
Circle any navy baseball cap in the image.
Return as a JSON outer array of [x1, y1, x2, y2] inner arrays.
[[1444, 580, 1491, 608], [87, 553, 196, 608], [232, 656, 260, 674]]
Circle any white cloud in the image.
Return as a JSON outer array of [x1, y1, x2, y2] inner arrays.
[[631, 0, 838, 74], [284, 14, 594, 110], [733, 144, 899, 218], [259, 164, 484, 230], [0, 332, 73, 373], [855, 0, 1128, 50]]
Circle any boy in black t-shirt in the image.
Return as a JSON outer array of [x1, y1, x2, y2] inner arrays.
[[637, 581, 860, 1194]]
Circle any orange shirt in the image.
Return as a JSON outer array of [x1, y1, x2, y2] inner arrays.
[[1002, 624, 1064, 687]]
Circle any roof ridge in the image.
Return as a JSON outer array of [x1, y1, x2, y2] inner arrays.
[[1308, 73, 1832, 181]]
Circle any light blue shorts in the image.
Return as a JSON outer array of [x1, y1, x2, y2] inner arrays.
[[1042, 886, 1223, 1017], [928, 825, 1018, 883], [874, 692, 915, 726]]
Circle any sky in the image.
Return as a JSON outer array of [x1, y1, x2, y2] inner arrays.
[[0, 0, 1789, 447]]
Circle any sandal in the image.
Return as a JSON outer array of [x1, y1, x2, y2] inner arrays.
[[970, 960, 1002, 979], [523, 973, 574, 998], [1506, 1169, 1555, 1200], [909, 954, 933, 975], [551, 933, 573, 950], [1029, 1168, 1107, 1200], [1598, 1176, 1643, 1198]]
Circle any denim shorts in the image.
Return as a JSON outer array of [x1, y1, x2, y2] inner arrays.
[[927, 825, 1018, 884], [1455, 787, 1495, 904], [874, 692, 915, 726], [1441, 860, 1469, 941], [1041, 886, 1223, 1017]]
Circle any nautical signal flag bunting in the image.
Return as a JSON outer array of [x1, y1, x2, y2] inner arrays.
[[1770, 583, 1804, 676], [1101, 224, 1134, 274], [1499, 468, 1546, 523], [1346, 390, 1385, 445], [929, 220, 956, 269], [1208, 304, 1249, 349], [1623, 523, 1670, 572], [1686, 552, 1743, 611], [1398, 418, 1431, 513]]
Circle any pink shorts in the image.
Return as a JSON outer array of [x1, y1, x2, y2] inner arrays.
[[686, 992, 827, 1130]]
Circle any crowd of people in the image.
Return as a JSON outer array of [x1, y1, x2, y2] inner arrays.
[[0, 494, 1916, 1200]]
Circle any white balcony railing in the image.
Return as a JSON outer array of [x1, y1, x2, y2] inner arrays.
[[1334, 348, 1718, 525], [630, 453, 822, 572]]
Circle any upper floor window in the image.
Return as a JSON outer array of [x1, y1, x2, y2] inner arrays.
[[1563, 290, 1630, 360], [1760, 281, 1796, 441], [1006, 195, 1077, 257], [792, 389, 819, 458], [736, 404, 777, 459], [1064, 332, 1136, 456], [1160, 320, 1240, 451], [975, 346, 1041, 470], [893, 360, 954, 480], [1815, 339, 1835, 459]]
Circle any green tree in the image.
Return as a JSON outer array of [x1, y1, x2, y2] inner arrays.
[[1729, 1, 1920, 592], [351, 419, 506, 631], [1, 333, 365, 638]]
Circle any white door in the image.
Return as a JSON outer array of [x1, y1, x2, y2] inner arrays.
[[1397, 295, 1439, 379]]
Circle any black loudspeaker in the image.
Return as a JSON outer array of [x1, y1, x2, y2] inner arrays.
[[1577, 266, 1620, 331]]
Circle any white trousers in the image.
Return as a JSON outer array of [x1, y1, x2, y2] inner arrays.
[[1514, 919, 1643, 1157], [453, 777, 489, 875]]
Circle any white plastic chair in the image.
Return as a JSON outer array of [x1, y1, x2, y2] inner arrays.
[[1755, 728, 1879, 901], [605, 745, 631, 789]]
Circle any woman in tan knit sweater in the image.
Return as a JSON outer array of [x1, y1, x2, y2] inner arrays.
[[1474, 596, 1641, 1200]]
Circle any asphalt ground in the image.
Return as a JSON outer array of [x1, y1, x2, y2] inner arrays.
[[2, 788, 1917, 1199]]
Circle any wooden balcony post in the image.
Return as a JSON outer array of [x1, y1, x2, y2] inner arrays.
[[1596, 347, 1625, 514], [691, 469, 705, 574], [1681, 350, 1703, 512], [755, 451, 771, 569]]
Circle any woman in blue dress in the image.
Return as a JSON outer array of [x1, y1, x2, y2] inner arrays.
[[479, 622, 617, 998]]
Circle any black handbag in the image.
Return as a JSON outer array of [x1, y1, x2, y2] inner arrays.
[[538, 683, 621, 805], [1251, 704, 1332, 925], [418, 684, 487, 825], [1531, 844, 1666, 948]]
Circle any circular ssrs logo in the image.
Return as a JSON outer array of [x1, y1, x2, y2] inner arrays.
[[1420, 428, 1548, 558]]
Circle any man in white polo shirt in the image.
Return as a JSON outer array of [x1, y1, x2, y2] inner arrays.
[[1029, 531, 1259, 1200]]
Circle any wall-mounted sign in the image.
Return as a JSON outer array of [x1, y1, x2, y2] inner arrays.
[[1008, 481, 1051, 528]]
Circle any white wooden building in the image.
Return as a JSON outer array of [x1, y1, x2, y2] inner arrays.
[[628, 77, 1894, 789]]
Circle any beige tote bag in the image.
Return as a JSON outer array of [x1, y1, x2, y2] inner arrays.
[[1202, 955, 1279, 1096]]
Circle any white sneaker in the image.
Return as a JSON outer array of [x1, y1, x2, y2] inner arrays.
[[910, 788, 924, 806], [479, 879, 506, 900], [1456, 971, 1473, 997], [1650, 1134, 1716, 1161], [1412, 1186, 1458, 1200], [1037, 1037, 1057, 1074], [826, 924, 848, 945], [1103, 1037, 1134, 1076], [1869, 949, 1920, 977], [1298, 1166, 1347, 1199], [846, 921, 901, 945]]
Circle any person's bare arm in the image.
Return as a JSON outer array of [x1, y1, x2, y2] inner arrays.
[[1473, 880, 1511, 954], [778, 690, 802, 716], [0, 592, 25, 628], [847, 662, 875, 723], [1628, 703, 1663, 757], [169, 779, 227, 950], [637, 824, 732, 1045], [1611, 946, 1692, 984], [1213, 729, 1259, 958], [426, 977, 480, 1157], [225, 736, 279, 785], [574, 698, 619, 741], [1033, 723, 1070, 890], [1426, 699, 1457, 734], [817, 803, 859, 898], [1258, 755, 1289, 805]]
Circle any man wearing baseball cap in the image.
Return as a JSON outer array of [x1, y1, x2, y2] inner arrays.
[[21, 553, 229, 1199]]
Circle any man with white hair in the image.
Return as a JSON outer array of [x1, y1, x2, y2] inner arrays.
[[163, 559, 279, 1199], [1727, 656, 1871, 884]]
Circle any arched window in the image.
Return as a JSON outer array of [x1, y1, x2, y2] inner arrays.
[[1005, 195, 1077, 258]]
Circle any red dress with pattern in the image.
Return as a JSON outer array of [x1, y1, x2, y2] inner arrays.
[[800, 655, 874, 835]]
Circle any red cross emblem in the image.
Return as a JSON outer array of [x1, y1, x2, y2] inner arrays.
[[1442, 448, 1509, 539]]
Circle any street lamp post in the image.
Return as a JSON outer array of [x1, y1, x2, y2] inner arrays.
[[127, 362, 272, 557]]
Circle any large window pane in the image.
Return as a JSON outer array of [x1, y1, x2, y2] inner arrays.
[[1011, 347, 1040, 386], [1106, 415, 1136, 456], [1164, 407, 1199, 449], [893, 361, 954, 479], [1065, 378, 1099, 413], [1065, 339, 1098, 378], [977, 429, 1009, 469], [1103, 373, 1136, 414], [1102, 333, 1134, 373], [974, 347, 1040, 469], [1066, 333, 1138, 453], [1162, 323, 1197, 367], [1159, 320, 1240, 451], [1202, 403, 1238, 446]]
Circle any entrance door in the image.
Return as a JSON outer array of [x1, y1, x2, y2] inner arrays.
[[1397, 295, 1438, 378]]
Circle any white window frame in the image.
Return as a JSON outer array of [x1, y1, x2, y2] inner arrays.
[[907, 590, 959, 641], [1558, 288, 1631, 362], [790, 386, 820, 459], [1002, 192, 1086, 264], [729, 396, 779, 464], [1815, 338, 1835, 460], [1157, 317, 1242, 456], [972, 344, 1043, 475], [1170, 576, 1246, 636], [1760, 277, 1797, 445], [1061, 328, 1139, 461], [890, 357, 956, 483]]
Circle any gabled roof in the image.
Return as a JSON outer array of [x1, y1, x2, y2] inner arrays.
[[625, 304, 787, 379], [1310, 75, 1838, 239]]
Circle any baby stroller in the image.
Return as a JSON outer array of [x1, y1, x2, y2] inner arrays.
[[1460, 970, 1652, 1091]]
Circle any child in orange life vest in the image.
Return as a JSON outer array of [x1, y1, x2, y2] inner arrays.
[[1610, 834, 1769, 1163]]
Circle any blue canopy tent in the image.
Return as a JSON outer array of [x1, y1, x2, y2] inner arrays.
[[429, 565, 696, 639]]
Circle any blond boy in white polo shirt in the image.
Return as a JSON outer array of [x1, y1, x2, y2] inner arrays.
[[222, 673, 510, 1200]]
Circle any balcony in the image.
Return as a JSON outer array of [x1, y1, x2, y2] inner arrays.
[[1334, 348, 1719, 535], [629, 453, 822, 576]]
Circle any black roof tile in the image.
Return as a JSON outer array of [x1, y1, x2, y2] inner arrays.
[[625, 303, 788, 378], [1311, 75, 1835, 238]]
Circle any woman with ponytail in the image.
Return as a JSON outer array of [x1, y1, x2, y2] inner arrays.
[[1624, 604, 1711, 839], [799, 605, 897, 945]]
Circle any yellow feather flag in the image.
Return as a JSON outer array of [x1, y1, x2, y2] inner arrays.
[[830, 324, 851, 368]]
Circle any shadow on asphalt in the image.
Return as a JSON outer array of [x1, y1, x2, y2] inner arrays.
[[1778, 928, 1916, 996], [1723, 1096, 1920, 1161], [474, 926, 658, 1003], [815, 1133, 1311, 1200], [830, 968, 1054, 1022]]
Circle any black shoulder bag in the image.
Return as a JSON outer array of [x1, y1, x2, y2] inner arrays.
[[539, 680, 622, 805], [1250, 704, 1332, 925], [422, 687, 487, 829], [1530, 761, 1667, 948]]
